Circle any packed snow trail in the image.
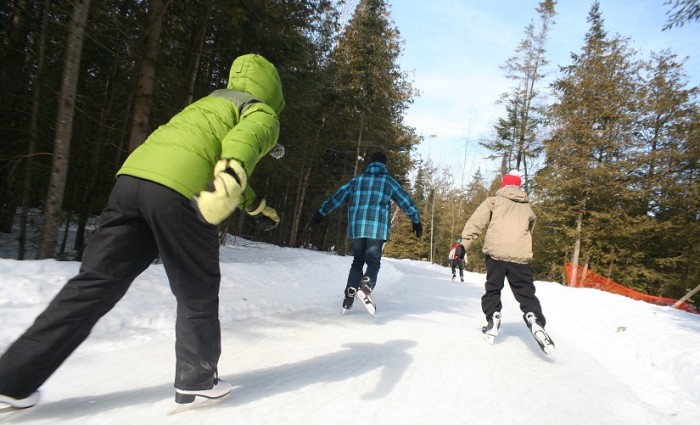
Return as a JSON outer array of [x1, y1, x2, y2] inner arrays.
[[1, 245, 699, 424]]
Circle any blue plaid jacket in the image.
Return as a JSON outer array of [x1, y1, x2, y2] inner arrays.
[[318, 162, 420, 240]]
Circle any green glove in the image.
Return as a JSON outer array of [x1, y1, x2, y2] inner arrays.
[[246, 197, 280, 231], [193, 159, 247, 225]]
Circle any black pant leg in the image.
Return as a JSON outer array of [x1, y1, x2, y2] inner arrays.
[[138, 180, 222, 391], [506, 262, 546, 326], [0, 176, 158, 398], [482, 256, 506, 320]]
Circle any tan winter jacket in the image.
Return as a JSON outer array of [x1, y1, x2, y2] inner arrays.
[[460, 186, 536, 264]]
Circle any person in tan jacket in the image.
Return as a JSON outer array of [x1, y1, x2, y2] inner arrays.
[[460, 170, 549, 342]]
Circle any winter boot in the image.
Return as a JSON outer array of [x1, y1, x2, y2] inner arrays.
[[451, 273, 456, 281], [342, 286, 357, 310], [175, 378, 232, 404], [0, 391, 40, 409]]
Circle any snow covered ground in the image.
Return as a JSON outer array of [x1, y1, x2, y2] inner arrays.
[[1, 237, 699, 424]]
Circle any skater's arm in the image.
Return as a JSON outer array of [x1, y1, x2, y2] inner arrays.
[[460, 198, 494, 248]]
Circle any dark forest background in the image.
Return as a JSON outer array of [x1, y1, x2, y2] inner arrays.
[[1, 0, 698, 306]]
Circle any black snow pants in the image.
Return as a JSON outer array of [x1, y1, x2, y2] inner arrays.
[[481, 255, 546, 326], [0, 176, 222, 398]]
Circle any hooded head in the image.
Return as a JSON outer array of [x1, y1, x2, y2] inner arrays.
[[228, 54, 285, 115], [501, 169, 521, 187], [369, 151, 388, 164]]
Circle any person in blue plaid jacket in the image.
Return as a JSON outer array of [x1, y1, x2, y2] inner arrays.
[[310, 151, 422, 313]]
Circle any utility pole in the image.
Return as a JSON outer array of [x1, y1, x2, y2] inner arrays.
[[430, 189, 435, 263]]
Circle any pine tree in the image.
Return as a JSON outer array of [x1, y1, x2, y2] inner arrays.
[[308, 0, 419, 252], [633, 50, 700, 297], [535, 2, 644, 284], [483, 0, 555, 189]]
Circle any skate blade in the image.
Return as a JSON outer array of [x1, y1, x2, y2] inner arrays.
[[533, 330, 556, 356], [355, 291, 376, 316], [167, 392, 230, 415]]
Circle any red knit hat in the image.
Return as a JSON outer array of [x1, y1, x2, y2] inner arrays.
[[502, 169, 521, 187]]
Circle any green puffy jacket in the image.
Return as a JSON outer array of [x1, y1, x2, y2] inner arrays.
[[117, 53, 285, 209]]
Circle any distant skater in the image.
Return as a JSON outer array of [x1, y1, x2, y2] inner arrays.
[[311, 151, 422, 315], [449, 237, 466, 282]]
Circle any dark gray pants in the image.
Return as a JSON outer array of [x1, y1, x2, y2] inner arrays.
[[481, 255, 546, 326], [0, 176, 222, 398]]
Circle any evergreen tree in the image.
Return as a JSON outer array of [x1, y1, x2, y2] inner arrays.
[[633, 50, 700, 297], [483, 0, 555, 189], [662, 0, 700, 29], [308, 0, 419, 252], [535, 2, 644, 284]]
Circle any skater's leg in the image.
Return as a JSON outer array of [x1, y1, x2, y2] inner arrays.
[[346, 238, 366, 290], [481, 256, 506, 321], [362, 238, 384, 289], [140, 181, 222, 391], [506, 262, 546, 327], [0, 176, 157, 399]]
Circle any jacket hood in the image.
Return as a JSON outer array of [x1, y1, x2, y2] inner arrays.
[[227, 54, 285, 115], [365, 161, 388, 174], [497, 185, 530, 203]]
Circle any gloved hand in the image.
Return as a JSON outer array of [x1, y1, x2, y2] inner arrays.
[[246, 197, 280, 231], [412, 222, 423, 238], [193, 159, 247, 225], [310, 211, 324, 226]]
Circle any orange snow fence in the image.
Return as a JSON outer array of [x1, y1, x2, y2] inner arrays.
[[565, 263, 699, 314]]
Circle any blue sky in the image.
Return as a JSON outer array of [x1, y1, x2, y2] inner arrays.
[[385, 0, 700, 184]]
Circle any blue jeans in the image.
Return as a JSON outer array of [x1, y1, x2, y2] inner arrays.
[[346, 238, 384, 291]]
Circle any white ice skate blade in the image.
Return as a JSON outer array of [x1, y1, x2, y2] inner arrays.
[[167, 393, 230, 415], [355, 290, 376, 316]]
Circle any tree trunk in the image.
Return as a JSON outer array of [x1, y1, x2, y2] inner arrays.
[[19, 0, 50, 260], [127, 0, 172, 152], [183, 0, 212, 106], [0, 0, 32, 234], [290, 165, 312, 247], [569, 210, 583, 286], [671, 283, 700, 308], [74, 52, 123, 258], [37, 0, 91, 259]]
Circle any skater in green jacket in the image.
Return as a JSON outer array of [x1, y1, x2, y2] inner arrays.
[[0, 54, 284, 409]]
